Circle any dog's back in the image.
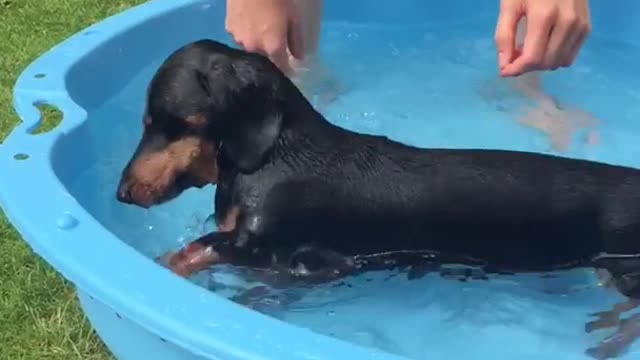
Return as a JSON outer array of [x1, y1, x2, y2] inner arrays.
[[247, 120, 640, 271]]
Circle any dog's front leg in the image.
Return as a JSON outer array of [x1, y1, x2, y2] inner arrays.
[[226, 247, 358, 311], [159, 230, 272, 277], [158, 231, 232, 277], [232, 246, 358, 288]]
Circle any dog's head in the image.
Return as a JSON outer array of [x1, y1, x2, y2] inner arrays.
[[116, 39, 290, 208]]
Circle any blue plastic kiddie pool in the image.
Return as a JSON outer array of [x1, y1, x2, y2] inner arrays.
[[2, 0, 640, 359]]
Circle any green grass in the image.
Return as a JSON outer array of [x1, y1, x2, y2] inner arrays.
[[0, 1, 146, 359]]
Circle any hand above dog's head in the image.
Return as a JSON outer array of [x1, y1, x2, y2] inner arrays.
[[116, 39, 291, 208]]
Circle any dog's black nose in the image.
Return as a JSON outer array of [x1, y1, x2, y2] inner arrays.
[[117, 183, 132, 203]]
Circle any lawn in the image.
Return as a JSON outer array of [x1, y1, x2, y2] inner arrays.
[[0, 1, 145, 359]]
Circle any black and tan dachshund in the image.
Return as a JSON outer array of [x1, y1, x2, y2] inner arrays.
[[117, 39, 640, 358]]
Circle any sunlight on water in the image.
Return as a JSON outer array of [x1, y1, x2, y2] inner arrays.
[[66, 19, 640, 360]]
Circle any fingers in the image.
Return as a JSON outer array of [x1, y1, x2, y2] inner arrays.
[[230, 33, 294, 75], [562, 8, 591, 67], [224, 0, 297, 74], [287, 17, 306, 61], [494, 1, 524, 69], [543, 13, 575, 70], [497, 0, 592, 77], [501, 9, 554, 76], [544, 9, 590, 69], [564, 28, 589, 66], [264, 38, 294, 74]]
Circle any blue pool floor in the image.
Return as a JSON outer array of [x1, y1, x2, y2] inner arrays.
[[68, 20, 640, 360]]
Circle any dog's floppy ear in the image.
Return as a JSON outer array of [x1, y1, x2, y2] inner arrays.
[[220, 105, 284, 173], [198, 54, 285, 173]]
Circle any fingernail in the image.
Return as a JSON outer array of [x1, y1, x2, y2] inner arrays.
[[499, 67, 513, 77]]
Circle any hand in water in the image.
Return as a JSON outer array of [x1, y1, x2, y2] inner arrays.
[[225, 0, 305, 75], [494, 0, 591, 77]]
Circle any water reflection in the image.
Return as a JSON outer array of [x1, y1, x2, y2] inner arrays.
[[187, 247, 640, 359]]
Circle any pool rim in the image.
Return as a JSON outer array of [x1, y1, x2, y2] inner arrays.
[[0, 0, 408, 359]]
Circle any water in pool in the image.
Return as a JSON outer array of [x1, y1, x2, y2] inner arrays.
[[69, 19, 640, 360]]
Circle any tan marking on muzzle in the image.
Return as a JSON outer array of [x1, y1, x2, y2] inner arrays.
[[126, 135, 219, 205]]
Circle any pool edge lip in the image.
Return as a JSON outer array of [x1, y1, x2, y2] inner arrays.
[[0, 1, 409, 360]]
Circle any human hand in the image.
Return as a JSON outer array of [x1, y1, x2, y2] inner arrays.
[[494, 0, 591, 77], [225, 0, 305, 74]]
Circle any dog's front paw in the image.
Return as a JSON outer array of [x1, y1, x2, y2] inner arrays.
[[156, 242, 221, 278]]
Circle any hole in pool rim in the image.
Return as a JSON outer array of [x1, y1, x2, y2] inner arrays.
[[31, 102, 63, 135], [34, 73, 46, 79], [13, 153, 29, 160]]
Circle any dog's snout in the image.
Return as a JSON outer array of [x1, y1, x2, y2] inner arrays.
[[117, 182, 133, 204]]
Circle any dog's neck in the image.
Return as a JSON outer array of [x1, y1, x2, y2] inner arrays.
[[280, 80, 339, 135], [259, 83, 355, 171]]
